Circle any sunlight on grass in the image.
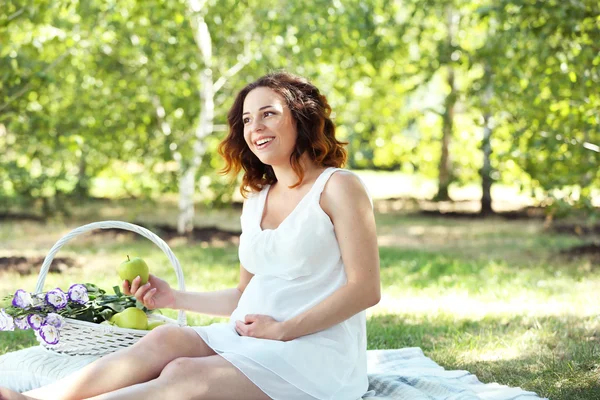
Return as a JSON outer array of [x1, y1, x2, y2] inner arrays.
[[1, 207, 598, 399], [373, 290, 598, 320], [367, 311, 600, 399], [353, 170, 535, 206]]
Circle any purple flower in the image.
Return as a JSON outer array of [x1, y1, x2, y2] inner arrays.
[[67, 284, 89, 305], [27, 314, 45, 330], [12, 290, 33, 308], [14, 316, 30, 330], [0, 309, 14, 331], [44, 313, 65, 329], [37, 323, 60, 345], [30, 293, 46, 308], [45, 288, 68, 310]]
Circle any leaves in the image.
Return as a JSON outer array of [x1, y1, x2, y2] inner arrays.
[[0, 0, 597, 214]]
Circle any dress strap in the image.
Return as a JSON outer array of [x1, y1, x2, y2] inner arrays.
[[312, 168, 374, 209], [312, 167, 340, 196], [241, 185, 268, 222]]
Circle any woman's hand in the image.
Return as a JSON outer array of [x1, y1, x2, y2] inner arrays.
[[123, 274, 176, 310], [235, 314, 289, 341]]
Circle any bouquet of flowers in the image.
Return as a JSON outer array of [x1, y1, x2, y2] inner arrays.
[[0, 283, 149, 346]]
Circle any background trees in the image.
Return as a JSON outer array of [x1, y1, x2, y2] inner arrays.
[[1, 0, 598, 223]]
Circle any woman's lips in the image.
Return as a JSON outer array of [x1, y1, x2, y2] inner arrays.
[[256, 137, 275, 150]]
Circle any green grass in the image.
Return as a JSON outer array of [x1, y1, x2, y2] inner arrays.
[[0, 201, 599, 399], [368, 313, 600, 399]]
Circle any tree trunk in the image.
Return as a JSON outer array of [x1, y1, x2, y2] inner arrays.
[[74, 149, 90, 198], [480, 63, 494, 215], [179, 5, 215, 234], [435, 6, 457, 202], [435, 66, 455, 201], [178, 0, 253, 234], [178, 69, 215, 234], [177, 167, 196, 233]]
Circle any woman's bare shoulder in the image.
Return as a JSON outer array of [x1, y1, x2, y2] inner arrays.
[[320, 170, 370, 218]]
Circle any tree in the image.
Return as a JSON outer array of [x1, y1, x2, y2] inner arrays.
[[486, 0, 600, 212]]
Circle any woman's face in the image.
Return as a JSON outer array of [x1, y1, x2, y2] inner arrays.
[[242, 87, 298, 166]]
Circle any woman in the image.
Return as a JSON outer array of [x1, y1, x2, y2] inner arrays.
[[1, 71, 381, 400]]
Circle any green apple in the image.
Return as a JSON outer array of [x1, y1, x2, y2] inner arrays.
[[110, 307, 148, 330], [146, 320, 167, 330], [118, 255, 149, 285]]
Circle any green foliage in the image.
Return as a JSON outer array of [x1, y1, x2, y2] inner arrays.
[[0, 0, 597, 214], [478, 1, 600, 209]]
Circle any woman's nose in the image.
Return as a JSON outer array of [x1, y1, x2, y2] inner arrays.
[[250, 119, 264, 133]]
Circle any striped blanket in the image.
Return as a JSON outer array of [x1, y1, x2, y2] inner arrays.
[[0, 346, 545, 399], [363, 348, 545, 400]]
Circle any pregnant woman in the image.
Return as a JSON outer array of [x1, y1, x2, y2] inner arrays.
[[0, 71, 381, 400]]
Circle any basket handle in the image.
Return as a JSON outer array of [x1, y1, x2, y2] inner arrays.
[[34, 220, 187, 326]]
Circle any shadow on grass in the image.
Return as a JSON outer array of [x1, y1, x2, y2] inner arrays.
[[367, 313, 600, 400]]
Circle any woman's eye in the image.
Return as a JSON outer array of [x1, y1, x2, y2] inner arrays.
[[243, 111, 273, 124]]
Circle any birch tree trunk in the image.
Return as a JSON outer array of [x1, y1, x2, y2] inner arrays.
[[480, 62, 494, 215], [179, 0, 214, 234], [179, 0, 252, 234], [177, 69, 215, 234]]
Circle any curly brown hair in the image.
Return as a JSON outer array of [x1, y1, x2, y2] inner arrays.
[[218, 71, 347, 198]]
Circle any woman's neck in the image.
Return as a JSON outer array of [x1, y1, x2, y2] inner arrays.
[[270, 154, 322, 190]]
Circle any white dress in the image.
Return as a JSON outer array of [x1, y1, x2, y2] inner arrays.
[[193, 167, 371, 400]]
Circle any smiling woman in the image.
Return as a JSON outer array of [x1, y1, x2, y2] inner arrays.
[[242, 88, 299, 168], [204, 72, 380, 399], [219, 72, 348, 197], [0, 72, 381, 400]]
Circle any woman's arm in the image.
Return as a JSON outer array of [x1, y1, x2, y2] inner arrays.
[[129, 198, 253, 317], [173, 264, 254, 317], [281, 172, 380, 339], [235, 172, 381, 341], [127, 263, 254, 317]]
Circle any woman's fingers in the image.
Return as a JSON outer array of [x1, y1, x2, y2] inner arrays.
[[235, 320, 245, 336], [129, 276, 142, 293], [235, 320, 252, 336], [134, 282, 152, 302], [143, 288, 157, 308], [125, 276, 156, 307], [122, 280, 131, 295]]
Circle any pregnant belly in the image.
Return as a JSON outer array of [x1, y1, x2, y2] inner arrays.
[[230, 275, 336, 323]]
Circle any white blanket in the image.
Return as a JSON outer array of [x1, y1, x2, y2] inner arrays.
[[0, 346, 545, 399]]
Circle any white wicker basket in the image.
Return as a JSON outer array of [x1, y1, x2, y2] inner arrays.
[[33, 220, 188, 356]]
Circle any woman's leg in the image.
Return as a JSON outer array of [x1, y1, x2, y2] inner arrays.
[[81, 355, 271, 400], [21, 325, 215, 400]]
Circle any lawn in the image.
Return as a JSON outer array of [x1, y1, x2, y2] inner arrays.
[[0, 198, 599, 399]]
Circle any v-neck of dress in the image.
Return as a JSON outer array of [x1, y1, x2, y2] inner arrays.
[[258, 167, 333, 232]]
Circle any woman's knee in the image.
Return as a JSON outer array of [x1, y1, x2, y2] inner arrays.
[[133, 325, 215, 360], [159, 357, 210, 397], [160, 357, 200, 378], [133, 325, 183, 354]]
